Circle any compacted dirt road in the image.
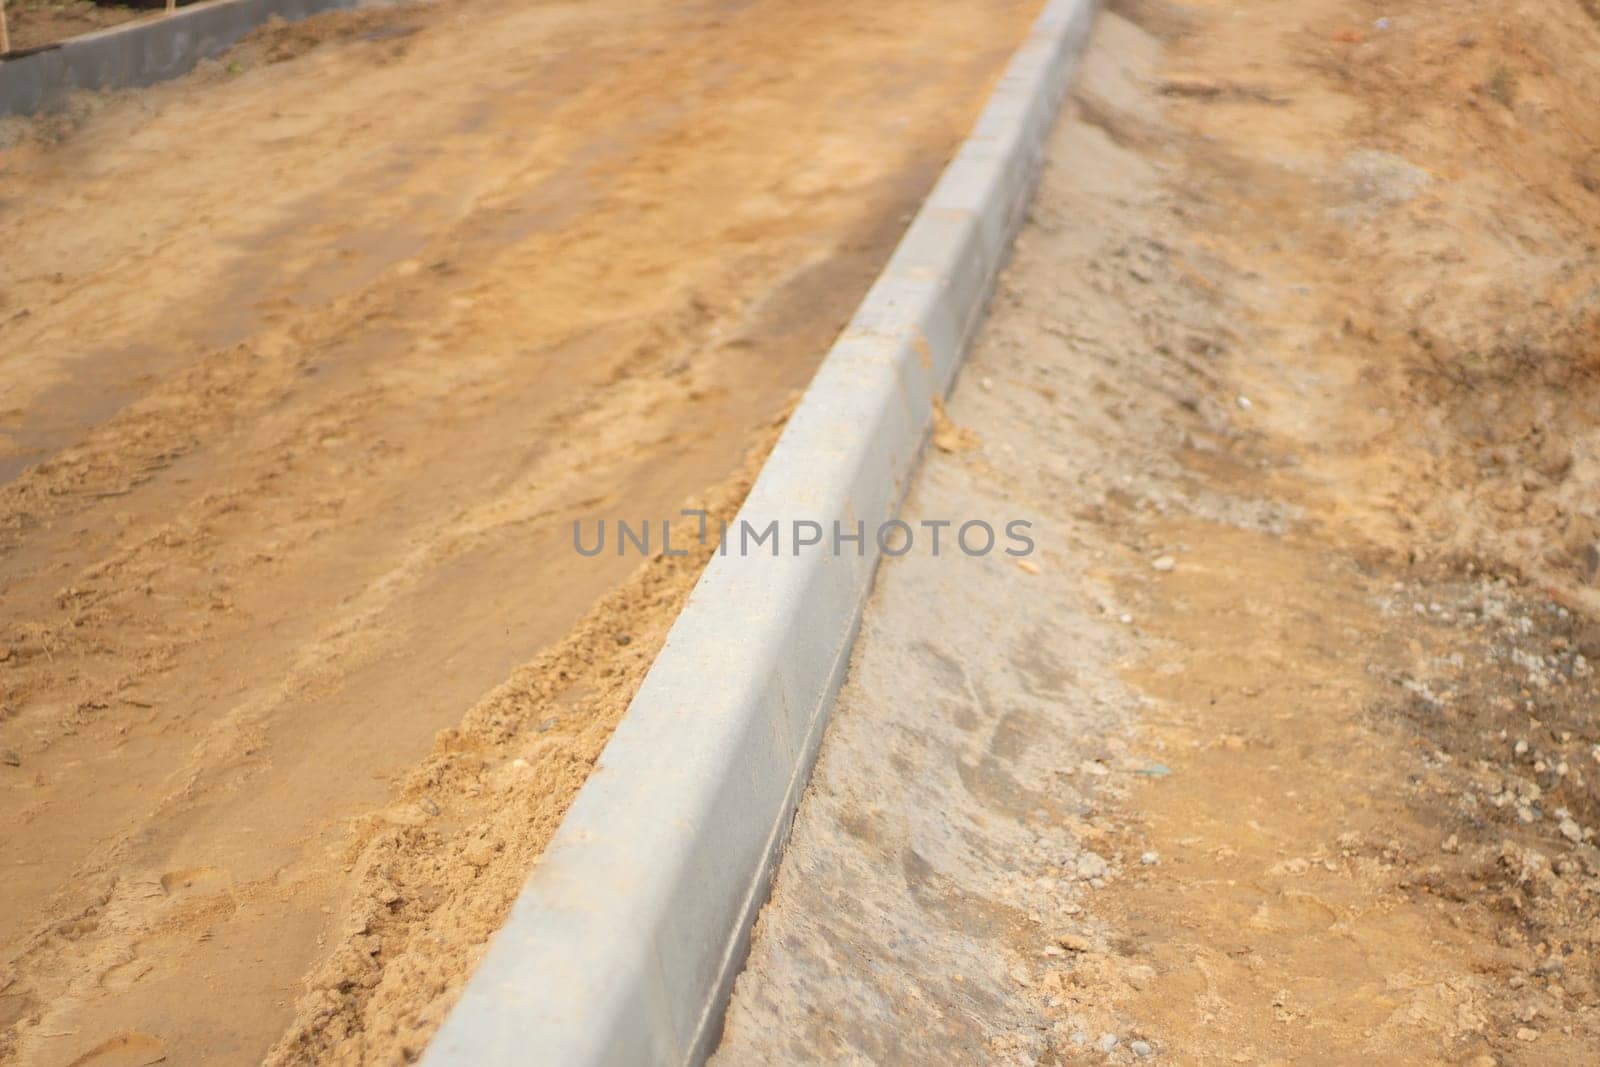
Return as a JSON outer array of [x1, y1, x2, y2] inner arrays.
[[0, 1, 1041, 1062], [720, 0, 1600, 1062]]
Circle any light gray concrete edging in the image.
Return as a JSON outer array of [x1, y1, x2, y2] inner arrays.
[[424, 1, 1098, 1063], [0, 0, 358, 118]]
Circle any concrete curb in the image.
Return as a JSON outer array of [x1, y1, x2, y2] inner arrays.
[[0, 0, 357, 118], [425, 1, 1097, 1063]]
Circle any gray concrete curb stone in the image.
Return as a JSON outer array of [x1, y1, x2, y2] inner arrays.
[[425, 1, 1098, 1063], [0, 0, 358, 118]]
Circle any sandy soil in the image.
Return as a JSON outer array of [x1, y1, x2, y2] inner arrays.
[[0, 1, 1042, 1063], [719, 0, 1600, 1062], [2, 0, 143, 56]]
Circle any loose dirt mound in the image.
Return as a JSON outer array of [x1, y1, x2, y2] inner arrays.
[[1075, 0, 1600, 1058]]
